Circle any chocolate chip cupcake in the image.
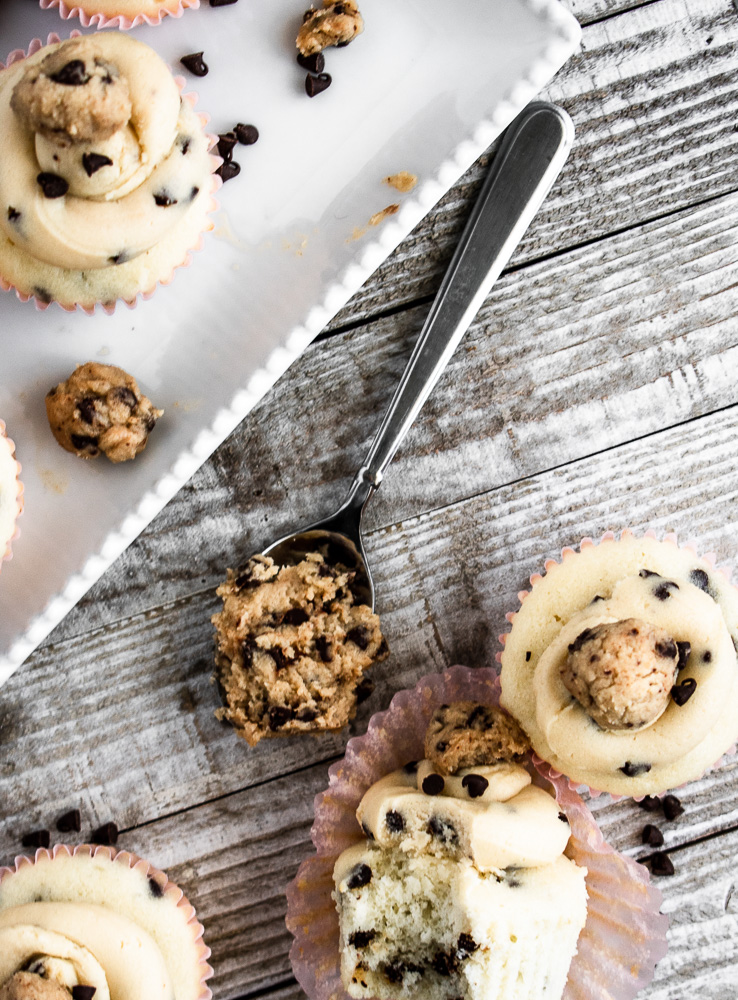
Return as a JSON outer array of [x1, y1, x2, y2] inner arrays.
[[0, 33, 218, 312], [39, 0, 199, 31], [499, 530, 738, 796]]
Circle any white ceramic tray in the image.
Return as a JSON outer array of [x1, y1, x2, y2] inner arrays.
[[0, 0, 580, 682]]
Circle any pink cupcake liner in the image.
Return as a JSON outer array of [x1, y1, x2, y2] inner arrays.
[[0, 34, 222, 315], [0, 420, 24, 575], [496, 528, 738, 799], [39, 0, 200, 30], [286, 666, 668, 1000], [0, 842, 213, 999]]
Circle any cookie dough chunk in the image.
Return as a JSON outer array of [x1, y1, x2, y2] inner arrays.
[[297, 1, 364, 56], [11, 39, 131, 143], [213, 552, 388, 746], [0, 973, 71, 1000], [561, 618, 680, 731], [424, 702, 530, 776], [45, 362, 163, 463]]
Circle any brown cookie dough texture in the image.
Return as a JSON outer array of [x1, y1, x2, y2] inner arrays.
[[45, 362, 163, 463], [297, 0, 364, 56], [424, 702, 530, 775], [0, 973, 70, 1000], [11, 40, 131, 143], [561, 618, 679, 731], [213, 552, 388, 745]]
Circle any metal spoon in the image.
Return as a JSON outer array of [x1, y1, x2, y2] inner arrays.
[[256, 102, 574, 607]]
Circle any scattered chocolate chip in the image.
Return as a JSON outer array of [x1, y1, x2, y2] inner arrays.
[[269, 647, 290, 671], [180, 52, 209, 76], [21, 829, 50, 849], [296, 707, 318, 722], [49, 60, 89, 86], [671, 678, 697, 706], [385, 810, 404, 833], [642, 823, 664, 847], [432, 950, 458, 976], [403, 760, 419, 774], [72, 988, 96, 1000], [283, 607, 310, 626], [235, 123, 259, 145], [347, 863, 372, 889], [654, 581, 679, 601], [148, 876, 164, 897], [461, 774, 489, 799], [637, 795, 661, 813], [422, 773, 445, 796], [620, 761, 652, 777], [689, 568, 710, 592], [347, 626, 370, 650], [568, 627, 597, 654], [457, 933, 478, 954], [37, 173, 68, 199], [703, 650, 712, 663], [427, 816, 457, 844], [639, 569, 659, 578], [56, 809, 81, 833], [154, 192, 178, 207], [663, 794, 684, 821], [77, 397, 98, 425], [268, 704, 295, 729], [70, 434, 99, 453], [82, 152, 113, 177], [355, 675, 374, 704], [297, 52, 325, 73], [7, 207, 20, 224], [305, 72, 332, 97], [217, 132, 238, 161], [525, 650, 531, 661], [649, 851, 675, 876], [654, 638, 677, 659], [349, 930, 376, 948], [558, 811, 569, 823], [217, 160, 241, 182], [314, 635, 333, 662], [676, 641, 691, 671], [91, 822, 118, 845]]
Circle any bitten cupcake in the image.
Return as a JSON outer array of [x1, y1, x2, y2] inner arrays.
[[39, 0, 199, 30], [0, 421, 23, 573], [0, 844, 212, 999], [499, 531, 738, 796], [0, 33, 217, 312]]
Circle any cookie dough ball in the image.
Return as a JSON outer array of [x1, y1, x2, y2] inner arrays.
[[45, 362, 163, 463], [11, 39, 132, 143], [561, 618, 680, 730], [0, 973, 70, 1000], [424, 702, 531, 776], [297, 0, 364, 56]]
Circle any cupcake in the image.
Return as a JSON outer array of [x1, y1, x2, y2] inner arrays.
[[499, 530, 738, 797], [39, 0, 200, 32], [0, 843, 212, 999], [287, 667, 667, 1000], [0, 33, 218, 312], [0, 421, 23, 572]]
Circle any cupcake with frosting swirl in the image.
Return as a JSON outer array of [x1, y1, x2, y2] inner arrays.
[[0, 33, 218, 312]]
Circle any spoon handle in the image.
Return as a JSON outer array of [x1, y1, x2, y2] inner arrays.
[[353, 101, 573, 493]]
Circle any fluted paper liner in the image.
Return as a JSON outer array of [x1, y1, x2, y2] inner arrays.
[[0, 33, 221, 314], [286, 666, 668, 1000], [497, 528, 738, 798], [0, 842, 213, 999], [0, 421, 23, 575], [39, 0, 199, 30]]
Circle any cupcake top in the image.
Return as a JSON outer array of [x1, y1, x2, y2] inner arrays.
[[0, 424, 22, 564], [0, 34, 212, 276], [0, 847, 210, 1000], [500, 533, 738, 795]]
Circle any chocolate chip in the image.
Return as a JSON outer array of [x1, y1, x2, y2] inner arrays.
[[33, 286, 53, 304], [637, 795, 661, 813], [642, 823, 664, 847], [349, 930, 376, 948], [49, 60, 89, 86], [654, 581, 679, 601], [217, 132, 238, 161], [689, 568, 710, 592], [384, 963, 405, 984], [315, 635, 333, 662], [21, 829, 50, 849], [355, 676, 374, 704], [109, 386, 138, 410], [235, 123, 259, 145], [422, 773, 445, 796], [676, 641, 691, 671], [297, 52, 325, 73], [77, 397, 98, 425], [7, 207, 20, 223], [268, 705, 295, 729], [210, 0, 239, 5], [108, 251, 130, 266], [282, 607, 309, 626], [347, 863, 371, 889], [466, 705, 488, 728], [154, 192, 178, 207], [568, 627, 597, 654], [703, 650, 712, 663], [82, 152, 113, 177], [296, 707, 318, 722], [619, 761, 652, 777], [241, 638, 255, 668], [56, 809, 81, 833], [70, 434, 99, 453], [361, 822, 374, 841], [655, 638, 677, 659], [435, 741, 448, 753], [72, 988, 96, 1000], [269, 647, 290, 671], [148, 876, 164, 897], [37, 173, 68, 199], [558, 811, 569, 823], [590, 594, 605, 603], [178, 135, 192, 155], [671, 678, 697, 706], [403, 760, 419, 774], [217, 160, 241, 182], [91, 822, 118, 845], [385, 810, 404, 833], [639, 569, 659, 578], [649, 851, 675, 876], [461, 773, 488, 799], [305, 72, 332, 97], [427, 816, 457, 844], [234, 570, 259, 590], [525, 650, 531, 661], [190, 186, 199, 201], [318, 563, 333, 578], [432, 950, 458, 976], [347, 626, 370, 650], [180, 52, 209, 76], [663, 794, 684, 821], [457, 933, 478, 954]]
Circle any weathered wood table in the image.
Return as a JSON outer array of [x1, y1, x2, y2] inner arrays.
[[2, 0, 737, 996]]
